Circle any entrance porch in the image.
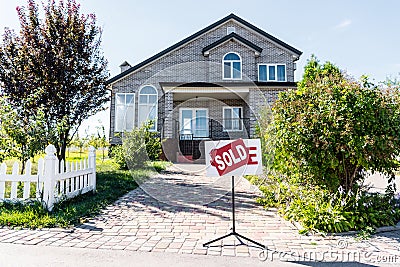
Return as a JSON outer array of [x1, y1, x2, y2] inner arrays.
[[160, 83, 253, 163]]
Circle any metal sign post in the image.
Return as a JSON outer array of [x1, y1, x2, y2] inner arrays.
[[203, 139, 265, 249], [203, 175, 266, 248]]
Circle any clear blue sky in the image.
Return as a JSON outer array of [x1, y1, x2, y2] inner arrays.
[[1, 0, 400, 137]]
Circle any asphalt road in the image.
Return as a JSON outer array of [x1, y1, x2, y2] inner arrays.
[[0, 243, 398, 267]]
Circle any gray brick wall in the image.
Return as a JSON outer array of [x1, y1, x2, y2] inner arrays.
[[248, 88, 289, 136], [109, 19, 299, 143]]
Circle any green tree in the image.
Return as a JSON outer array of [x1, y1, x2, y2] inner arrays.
[[95, 123, 109, 161], [0, 0, 109, 162], [71, 133, 87, 158], [0, 96, 46, 171], [264, 56, 400, 192], [86, 123, 109, 156], [87, 134, 100, 149], [0, 116, 10, 163]]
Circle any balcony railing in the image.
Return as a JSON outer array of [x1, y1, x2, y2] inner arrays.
[[174, 118, 250, 140], [209, 118, 250, 140]]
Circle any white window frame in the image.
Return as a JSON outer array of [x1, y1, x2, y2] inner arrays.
[[179, 108, 209, 139], [138, 85, 158, 132], [223, 106, 243, 132], [222, 52, 242, 80], [114, 93, 135, 132], [227, 26, 236, 35], [258, 63, 287, 82]]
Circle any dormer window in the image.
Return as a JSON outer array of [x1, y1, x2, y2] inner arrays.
[[223, 52, 242, 80], [227, 26, 236, 35]]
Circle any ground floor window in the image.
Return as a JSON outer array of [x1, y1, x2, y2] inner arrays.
[[223, 107, 242, 131], [179, 108, 208, 139], [115, 93, 135, 132], [138, 85, 158, 131]]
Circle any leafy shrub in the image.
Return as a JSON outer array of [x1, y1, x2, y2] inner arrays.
[[122, 128, 147, 169], [256, 176, 400, 233], [256, 55, 400, 233], [263, 55, 400, 192], [112, 121, 161, 170], [257, 185, 279, 208], [143, 122, 162, 161], [111, 145, 128, 170]]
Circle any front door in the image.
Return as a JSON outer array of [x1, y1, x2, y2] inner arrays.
[[179, 108, 209, 139]]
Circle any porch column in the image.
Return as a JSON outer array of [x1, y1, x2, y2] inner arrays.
[[163, 91, 174, 139]]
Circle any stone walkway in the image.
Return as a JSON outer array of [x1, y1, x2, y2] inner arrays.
[[1, 164, 400, 264]]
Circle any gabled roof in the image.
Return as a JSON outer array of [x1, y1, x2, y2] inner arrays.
[[202, 32, 262, 56], [106, 13, 302, 86]]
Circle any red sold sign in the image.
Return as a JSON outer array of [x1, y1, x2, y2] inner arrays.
[[208, 139, 259, 176]]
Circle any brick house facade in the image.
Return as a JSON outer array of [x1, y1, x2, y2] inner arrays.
[[106, 14, 302, 163]]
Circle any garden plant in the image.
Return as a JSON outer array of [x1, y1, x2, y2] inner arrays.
[[257, 55, 400, 233]]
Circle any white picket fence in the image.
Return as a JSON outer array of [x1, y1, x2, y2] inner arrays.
[[0, 144, 96, 211]]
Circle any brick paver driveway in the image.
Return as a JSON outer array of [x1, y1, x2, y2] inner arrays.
[[1, 163, 400, 263]]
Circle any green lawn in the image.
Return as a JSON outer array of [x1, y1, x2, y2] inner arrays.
[[0, 157, 168, 229], [66, 148, 108, 162]]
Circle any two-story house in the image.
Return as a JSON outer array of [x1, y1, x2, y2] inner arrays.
[[106, 13, 302, 163]]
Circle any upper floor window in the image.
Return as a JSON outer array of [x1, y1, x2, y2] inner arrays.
[[115, 93, 135, 132], [138, 85, 158, 131], [223, 52, 242, 80], [258, 64, 286, 82], [227, 26, 236, 35]]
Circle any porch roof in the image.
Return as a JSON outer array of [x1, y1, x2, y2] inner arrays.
[[160, 82, 296, 101], [160, 81, 297, 90]]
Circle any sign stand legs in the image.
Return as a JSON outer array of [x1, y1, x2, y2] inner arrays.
[[203, 176, 266, 249]]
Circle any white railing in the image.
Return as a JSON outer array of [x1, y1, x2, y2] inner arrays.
[[0, 144, 96, 211]]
